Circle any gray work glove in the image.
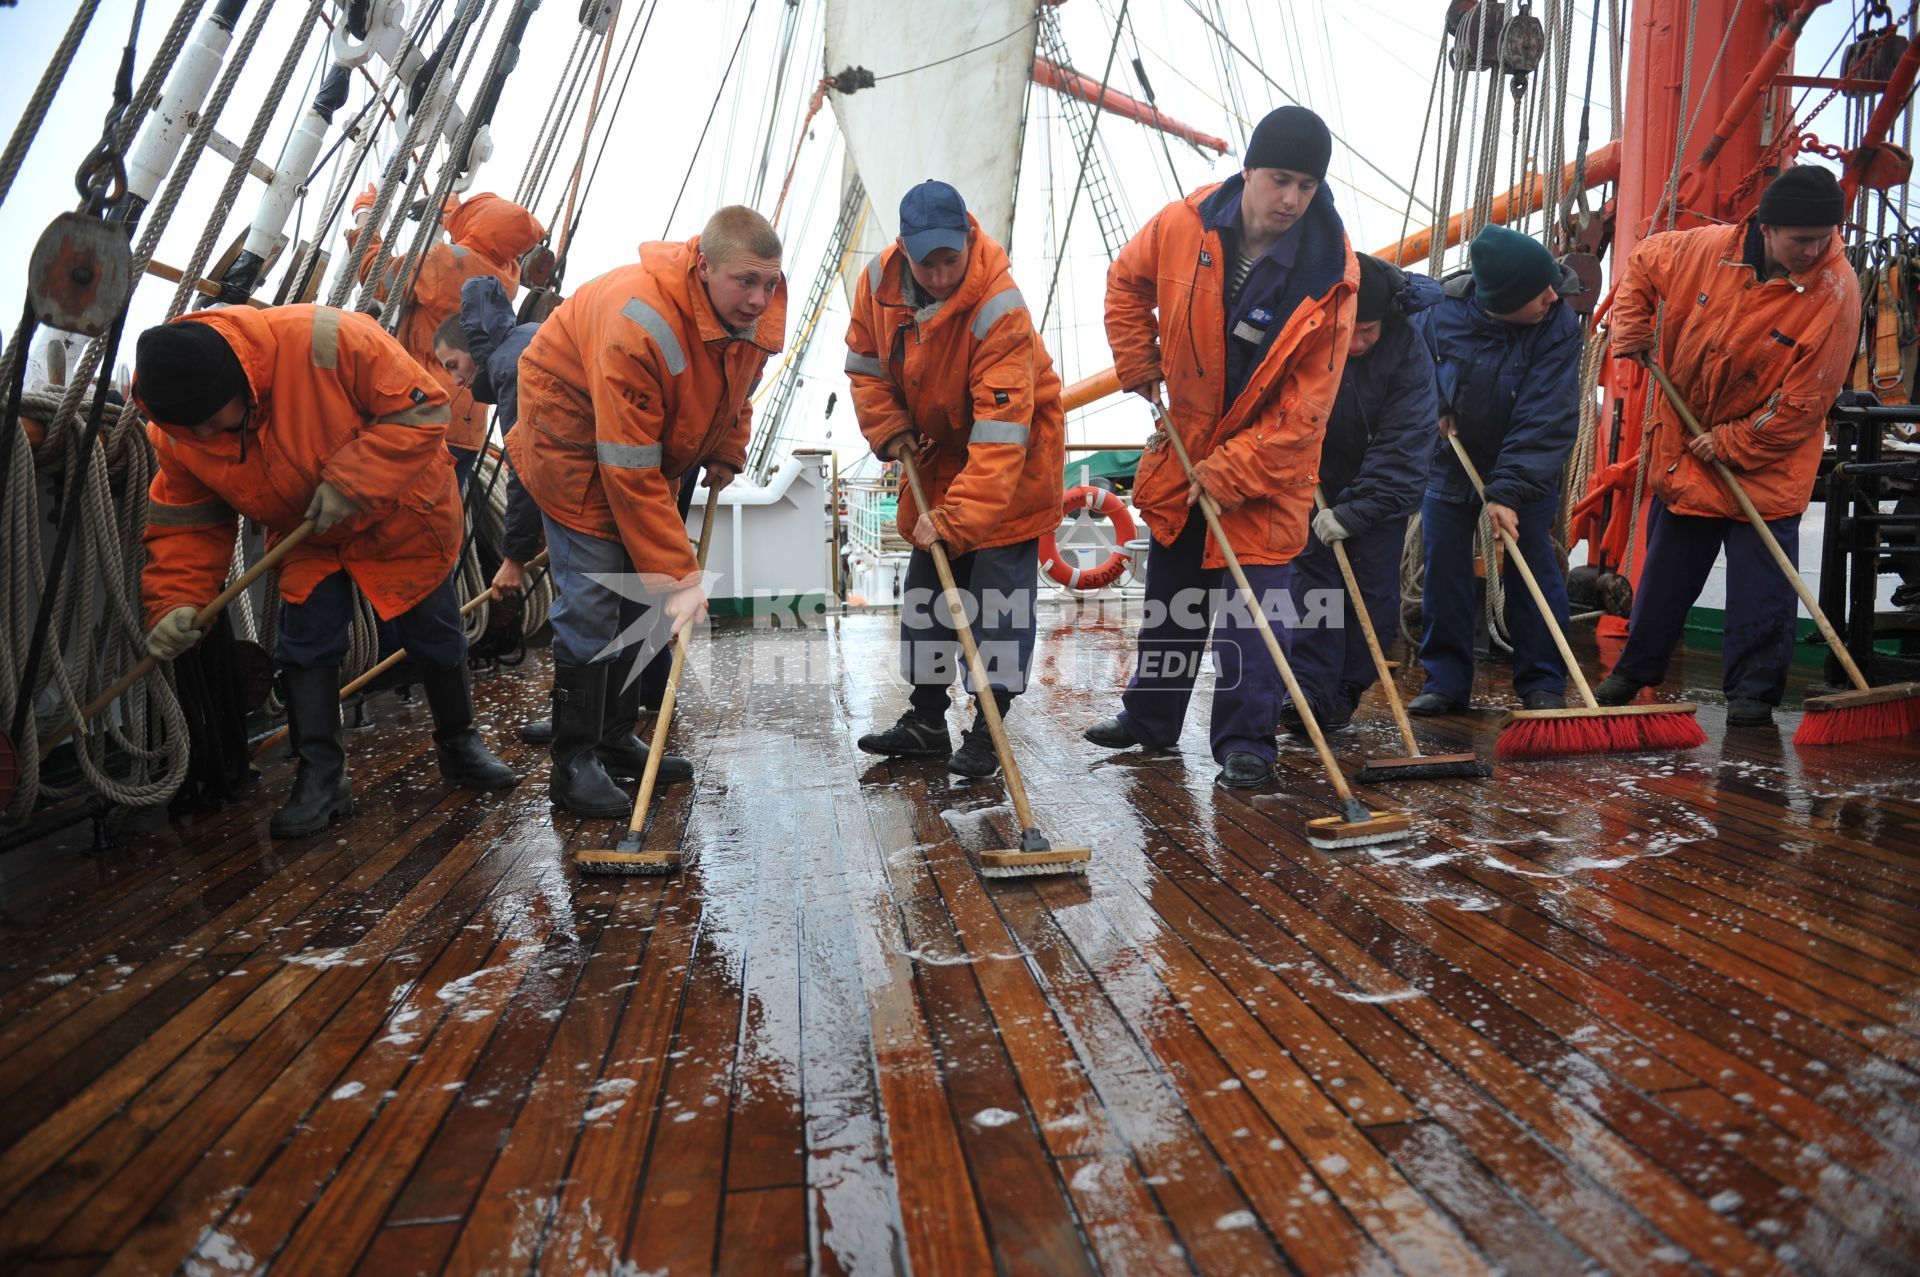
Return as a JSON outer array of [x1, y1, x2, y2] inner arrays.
[[304, 479, 360, 533], [147, 606, 203, 660], [1312, 506, 1352, 545]]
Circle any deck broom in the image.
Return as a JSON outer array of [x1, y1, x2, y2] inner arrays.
[[1310, 486, 1490, 784], [895, 452, 1091, 879], [1157, 410, 1412, 848], [1443, 434, 1707, 759], [40, 519, 319, 752], [250, 549, 552, 758], [576, 489, 720, 876], [1642, 356, 1920, 745]]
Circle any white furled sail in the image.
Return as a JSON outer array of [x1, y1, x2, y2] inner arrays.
[[824, 0, 1035, 258]]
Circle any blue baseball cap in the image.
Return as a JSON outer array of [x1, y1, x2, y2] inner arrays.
[[898, 180, 969, 262]]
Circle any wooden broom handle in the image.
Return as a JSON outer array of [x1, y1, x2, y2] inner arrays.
[[898, 453, 1040, 833], [623, 486, 722, 837], [1640, 356, 1871, 693], [42, 519, 319, 750], [1314, 486, 1421, 757], [1444, 433, 1600, 708], [1154, 409, 1358, 803]]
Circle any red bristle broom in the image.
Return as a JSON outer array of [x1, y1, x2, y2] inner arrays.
[[1642, 358, 1920, 746], [1443, 435, 1708, 759]]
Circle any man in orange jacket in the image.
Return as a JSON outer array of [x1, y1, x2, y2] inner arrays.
[[1082, 105, 1358, 788], [350, 185, 546, 486], [136, 305, 521, 840], [1599, 166, 1862, 725], [510, 206, 785, 817], [846, 181, 1066, 777]]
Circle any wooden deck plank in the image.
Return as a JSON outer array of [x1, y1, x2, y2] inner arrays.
[[0, 730, 427, 1076], [979, 855, 1292, 1276], [1125, 768, 1771, 1273], [439, 809, 691, 1270], [717, 1185, 809, 1276], [823, 783, 995, 1270], [851, 763, 1099, 1277], [0, 617, 1912, 1277], [0, 776, 491, 1257], [1291, 749, 1920, 1109], [81, 790, 546, 1275]]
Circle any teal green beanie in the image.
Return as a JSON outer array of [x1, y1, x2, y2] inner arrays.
[[1469, 225, 1560, 314]]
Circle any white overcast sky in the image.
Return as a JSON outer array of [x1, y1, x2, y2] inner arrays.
[[0, 0, 1882, 463]]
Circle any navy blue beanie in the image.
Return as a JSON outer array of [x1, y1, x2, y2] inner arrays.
[[1468, 225, 1560, 314]]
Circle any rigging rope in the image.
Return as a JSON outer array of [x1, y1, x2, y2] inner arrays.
[[553, 0, 628, 265], [556, 0, 663, 270], [1040, 0, 1132, 333], [662, 0, 759, 238], [333, 0, 487, 310], [0, 0, 107, 212], [2, 0, 297, 820]]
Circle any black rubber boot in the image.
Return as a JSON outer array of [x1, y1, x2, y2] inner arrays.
[[420, 663, 522, 790], [549, 663, 632, 818], [1592, 673, 1646, 706], [519, 718, 555, 745], [270, 664, 354, 839], [597, 667, 692, 784]]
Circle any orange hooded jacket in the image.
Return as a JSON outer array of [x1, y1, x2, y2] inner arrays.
[[1106, 182, 1358, 568], [508, 236, 786, 582], [351, 188, 546, 453], [138, 304, 461, 625], [1611, 220, 1861, 520], [846, 221, 1065, 556]]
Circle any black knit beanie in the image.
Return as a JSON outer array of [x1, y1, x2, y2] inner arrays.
[[1356, 254, 1400, 323], [135, 321, 248, 425], [1469, 225, 1561, 315], [1756, 165, 1845, 228], [1244, 105, 1332, 180]]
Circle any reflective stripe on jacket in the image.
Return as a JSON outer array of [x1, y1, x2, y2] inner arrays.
[[139, 304, 460, 624], [508, 236, 786, 581], [846, 219, 1065, 555]]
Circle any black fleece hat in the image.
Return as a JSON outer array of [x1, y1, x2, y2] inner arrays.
[[1356, 253, 1400, 322], [1244, 105, 1332, 180], [135, 321, 247, 425], [1757, 165, 1846, 228]]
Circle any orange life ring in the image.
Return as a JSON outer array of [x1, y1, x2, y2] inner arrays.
[[1040, 485, 1139, 592]]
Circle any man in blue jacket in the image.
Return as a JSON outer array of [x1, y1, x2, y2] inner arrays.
[[1407, 225, 1582, 714], [434, 277, 546, 595], [433, 277, 554, 744], [1281, 253, 1435, 731]]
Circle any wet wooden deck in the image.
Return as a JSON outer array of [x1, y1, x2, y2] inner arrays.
[[1, 608, 1917, 1275]]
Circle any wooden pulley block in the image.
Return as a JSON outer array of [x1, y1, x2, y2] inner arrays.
[[28, 212, 133, 337]]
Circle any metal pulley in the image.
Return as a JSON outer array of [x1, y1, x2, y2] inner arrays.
[[26, 213, 134, 337]]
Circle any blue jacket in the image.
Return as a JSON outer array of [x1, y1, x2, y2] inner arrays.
[[1320, 297, 1436, 538], [458, 276, 538, 433], [1408, 266, 1583, 508], [457, 275, 544, 563]]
